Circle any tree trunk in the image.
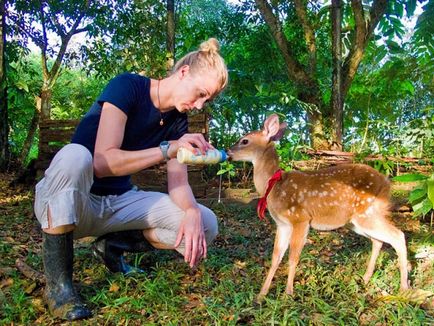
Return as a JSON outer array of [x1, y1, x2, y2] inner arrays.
[[19, 104, 39, 165], [331, 0, 343, 150], [299, 90, 328, 150], [39, 85, 52, 120], [254, 0, 388, 151], [166, 0, 175, 73], [19, 90, 50, 165], [0, 0, 9, 171]]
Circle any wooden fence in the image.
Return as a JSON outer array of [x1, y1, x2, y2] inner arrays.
[[36, 113, 209, 198]]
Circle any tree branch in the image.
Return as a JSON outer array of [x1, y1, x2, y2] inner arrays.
[[367, 0, 387, 35], [49, 11, 66, 38], [39, 1, 49, 82], [254, 0, 312, 86], [341, 0, 387, 97], [47, 8, 89, 89], [74, 26, 90, 34], [293, 0, 317, 75]]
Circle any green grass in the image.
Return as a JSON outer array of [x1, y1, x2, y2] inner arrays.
[[0, 184, 433, 325]]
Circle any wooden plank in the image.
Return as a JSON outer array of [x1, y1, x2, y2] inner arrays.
[[188, 113, 207, 123], [37, 115, 210, 199], [40, 130, 76, 143], [39, 119, 80, 128]]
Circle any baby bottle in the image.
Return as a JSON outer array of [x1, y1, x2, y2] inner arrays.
[[177, 147, 227, 165]]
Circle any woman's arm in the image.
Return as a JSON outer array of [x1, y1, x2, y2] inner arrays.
[[93, 102, 165, 178], [94, 102, 213, 178], [167, 159, 207, 268]]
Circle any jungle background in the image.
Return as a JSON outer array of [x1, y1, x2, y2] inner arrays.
[[0, 0, 433, 325]]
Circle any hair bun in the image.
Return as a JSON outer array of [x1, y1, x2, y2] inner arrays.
[[199, 38, 220, 54]]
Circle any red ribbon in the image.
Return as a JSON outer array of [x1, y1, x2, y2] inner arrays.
[[257, 169, 283, 220]]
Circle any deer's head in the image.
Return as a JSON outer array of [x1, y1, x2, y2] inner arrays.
[[227, 114, 287, 162]]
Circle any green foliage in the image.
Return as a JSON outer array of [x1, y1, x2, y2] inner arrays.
[[7, 0, 104, 65], [346, 40, 434, 157], [6, 53, 107, 158], [393, 173, 434, 217], [51, 69, 107, 120], [3, 0, 434, 167], [412, 0, 434, 76], [372, 159, 395, 177], [83, 0, 167, 78], [6, 55, 41, 159], [217, 161, 236, 187], [217, 161, 235, 177]]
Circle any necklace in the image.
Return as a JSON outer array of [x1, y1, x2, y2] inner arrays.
[[157, 79, 163, 126]]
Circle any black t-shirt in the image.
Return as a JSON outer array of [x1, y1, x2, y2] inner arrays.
[[72, 73, 188, 196]]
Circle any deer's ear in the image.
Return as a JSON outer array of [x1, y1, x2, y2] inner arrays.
[[263, 114, 285, 141], [270, 122, 288, 141]]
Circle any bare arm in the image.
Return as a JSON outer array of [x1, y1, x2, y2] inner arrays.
[[93, 102, 212, 178], [167, 158, 207, 268], [93, 103, 166, 177]]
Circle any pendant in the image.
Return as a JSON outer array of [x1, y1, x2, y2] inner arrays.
[[160, 118, 164, 126]]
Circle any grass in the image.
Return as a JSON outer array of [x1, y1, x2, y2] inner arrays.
[[0, 176, 433, 325]]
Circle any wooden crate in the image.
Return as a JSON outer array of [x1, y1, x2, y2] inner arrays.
[[36, 113, 209, 198]]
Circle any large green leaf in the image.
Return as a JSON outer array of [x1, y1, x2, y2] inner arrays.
[[413, 198, 433, 217], [427, 175, 434, 206], [392, 174, 428, 182], [409, 187, 427, 204]]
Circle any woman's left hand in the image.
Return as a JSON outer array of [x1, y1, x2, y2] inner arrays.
[[174, 207, 207, 268], [168, 133, 214, 159]]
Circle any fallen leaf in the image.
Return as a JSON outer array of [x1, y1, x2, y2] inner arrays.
[[379, 289, 434, 304], [24, 282, 37, 294], [31, 298, 46, 312], [399, 289, 434, 304], [109, 282, 120, 292], [234, 260, 246, 269], [421, 297, 434, 311], [0, 278, 14, 289]]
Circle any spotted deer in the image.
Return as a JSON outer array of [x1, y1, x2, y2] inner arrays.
[[227, 114, 409, 300]]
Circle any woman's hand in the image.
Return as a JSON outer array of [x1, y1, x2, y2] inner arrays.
[[168, 133, 214, 159], [174, 207, 207, 268]]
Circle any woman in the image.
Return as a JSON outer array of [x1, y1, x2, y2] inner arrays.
[[34, 38, 228, 321]]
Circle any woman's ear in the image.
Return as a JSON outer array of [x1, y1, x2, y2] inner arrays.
[[178, 65, 190, 79]]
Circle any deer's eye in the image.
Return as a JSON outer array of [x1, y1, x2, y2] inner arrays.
[[241, 139, 249, 145]]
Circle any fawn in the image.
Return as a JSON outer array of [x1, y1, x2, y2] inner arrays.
[[227, 114, 409, 300]]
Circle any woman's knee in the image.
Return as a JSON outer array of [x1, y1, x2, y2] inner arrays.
[[47, 144, 93, 181]]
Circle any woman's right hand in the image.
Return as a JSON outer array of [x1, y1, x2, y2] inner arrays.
[[168, 133, 214, 159]]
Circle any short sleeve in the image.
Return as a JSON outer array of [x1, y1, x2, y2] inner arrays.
[[167, 113, 188, 140], [97, 73, 140, 115]]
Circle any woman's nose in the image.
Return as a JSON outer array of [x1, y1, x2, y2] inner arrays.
[[194, 99, 206, 110]]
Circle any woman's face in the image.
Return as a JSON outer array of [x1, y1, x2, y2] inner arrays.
[[174, 66, 221, 113]]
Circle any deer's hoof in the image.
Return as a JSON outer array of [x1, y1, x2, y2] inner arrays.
[[256, 293, 266, 304]]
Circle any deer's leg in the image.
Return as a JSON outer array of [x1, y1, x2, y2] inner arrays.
[[258, 224, 292, 300], [285, 221, 309, 295], [363, 238, 383, 284], [352, 215, 409, 290]]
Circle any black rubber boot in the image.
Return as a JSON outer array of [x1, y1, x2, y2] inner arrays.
[[92, 230, 152, 275], [42, 231, 92, 321]]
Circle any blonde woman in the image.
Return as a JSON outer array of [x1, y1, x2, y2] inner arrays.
[[34, 38, 228, 321]]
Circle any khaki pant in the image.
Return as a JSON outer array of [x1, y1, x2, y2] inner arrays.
[[34, 144, 218, 253]]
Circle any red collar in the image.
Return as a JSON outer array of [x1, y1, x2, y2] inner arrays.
[[257, 169, 283, 220]]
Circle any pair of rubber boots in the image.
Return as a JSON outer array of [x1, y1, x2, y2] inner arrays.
[[43, 230, 150, 321]]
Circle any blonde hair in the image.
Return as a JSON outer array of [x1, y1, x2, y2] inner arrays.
[[173, 38, 228, 93]]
